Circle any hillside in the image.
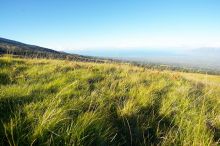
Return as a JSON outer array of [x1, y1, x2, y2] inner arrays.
[[0, 56, 220, 145], [1, 37, 220, 75], [0, 37, 103, 62]]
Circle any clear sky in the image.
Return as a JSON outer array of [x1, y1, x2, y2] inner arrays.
[[1, 0, 220, 51]]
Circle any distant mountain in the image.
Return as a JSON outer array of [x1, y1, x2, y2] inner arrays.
[[0, 37, 102, 62], [192, 47, 220, 53], [187, 48, 220, 56]]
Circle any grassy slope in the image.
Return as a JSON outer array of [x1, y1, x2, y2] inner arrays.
[[0, 56, 220, 146]]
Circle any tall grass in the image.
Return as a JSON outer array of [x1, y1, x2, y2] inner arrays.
[[0, 56, 220, 145]]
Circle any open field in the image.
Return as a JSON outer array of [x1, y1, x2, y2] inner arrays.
[[0, 56, 220, 145], [181, 72, 220, 87]]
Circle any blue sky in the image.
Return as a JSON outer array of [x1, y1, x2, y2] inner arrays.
[[1, 0, 220, 51]]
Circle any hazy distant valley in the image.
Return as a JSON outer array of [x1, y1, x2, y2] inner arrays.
[[70, 48, 220, 71]]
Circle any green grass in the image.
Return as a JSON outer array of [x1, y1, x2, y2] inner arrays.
[[0, 55, 220, 146]]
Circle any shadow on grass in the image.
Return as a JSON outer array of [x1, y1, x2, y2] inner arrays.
[[206, 121, 220, 144], [0, 73, 11, 85], [0, 93, 40, 145], [108, 84, 178, 146]]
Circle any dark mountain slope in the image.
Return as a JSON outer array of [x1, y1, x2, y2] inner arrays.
[[0, 37, 102, 62]]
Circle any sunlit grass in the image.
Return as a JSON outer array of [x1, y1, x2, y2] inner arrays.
[[0, 56, 220, 145]]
